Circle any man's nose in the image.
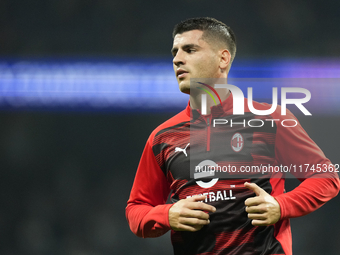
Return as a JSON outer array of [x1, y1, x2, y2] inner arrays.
[[173, 51, 185, 67]]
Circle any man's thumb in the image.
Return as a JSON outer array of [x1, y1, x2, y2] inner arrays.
[[187, 195, 207, 202], [244, 182, 266, 196]]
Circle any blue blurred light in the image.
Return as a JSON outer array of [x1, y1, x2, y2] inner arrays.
[[0, 58, 339, 113]]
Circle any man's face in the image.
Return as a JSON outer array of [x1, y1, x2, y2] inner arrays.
[[171, 30, 221, 94]]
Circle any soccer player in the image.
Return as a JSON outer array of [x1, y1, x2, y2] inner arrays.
[[126, 17, 340, 255]]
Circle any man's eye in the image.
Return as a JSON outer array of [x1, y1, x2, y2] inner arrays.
[[187, 49, 195, 53]]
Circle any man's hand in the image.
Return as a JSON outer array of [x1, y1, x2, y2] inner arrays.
[[244, 182, 281, 226], [169, 195, 216, 232]]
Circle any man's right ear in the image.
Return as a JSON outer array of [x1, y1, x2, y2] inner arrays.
[[219, 49, 231, 71]]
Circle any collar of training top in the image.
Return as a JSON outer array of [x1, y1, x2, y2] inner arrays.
[[186, 92, 235, 120]]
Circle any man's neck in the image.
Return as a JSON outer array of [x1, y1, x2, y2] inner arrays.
[[190, 87, 230, 115]]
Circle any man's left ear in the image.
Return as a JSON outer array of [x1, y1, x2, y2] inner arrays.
[[219, 49, 231, 70]]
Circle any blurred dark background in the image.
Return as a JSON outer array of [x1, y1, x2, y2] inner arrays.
[[1, 0, 340, 57], [1, 1, 340, 255]]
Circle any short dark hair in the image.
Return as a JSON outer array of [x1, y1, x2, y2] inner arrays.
[[173, 17, 237, 64]]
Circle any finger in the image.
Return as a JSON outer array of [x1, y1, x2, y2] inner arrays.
[[247, 213, 267, 220], [244, 197, 263, 207], [180, 217, 210, 226], [251, 219, 270, 226], [187, 201, 216, 213], [174, 223, 204, 232], [245, 205, 266, 213], [244, 182, 267, 196], [181, 209, 210, 220]]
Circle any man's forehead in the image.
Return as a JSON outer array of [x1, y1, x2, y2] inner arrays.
[[172, 30, 204, 47]]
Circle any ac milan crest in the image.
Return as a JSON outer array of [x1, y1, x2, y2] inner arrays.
[[231, 132, 244, 152]]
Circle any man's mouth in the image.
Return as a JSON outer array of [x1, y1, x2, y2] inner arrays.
[[176, 69, 188, 79]]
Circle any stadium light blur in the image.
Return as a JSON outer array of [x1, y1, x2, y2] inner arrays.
[[0, 58, 339, 113]]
